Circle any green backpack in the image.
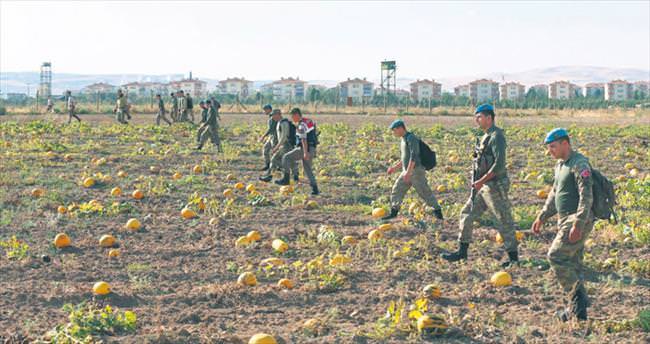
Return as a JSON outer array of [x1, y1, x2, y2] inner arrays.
[[591, 169, 617, 223]]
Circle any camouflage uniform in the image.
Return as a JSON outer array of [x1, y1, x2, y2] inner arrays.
[[115, 97, 128, 124], [67, 96, 81, 123], [458, 125, 518, 252], [266, 118, 298, 179], [156, 98, 172, 125], [263, 117, 278, 167], [197, 105, 221, 150], [178, 95, 188, 122], [171, 95, 179, 122], [282, 119, 317, 187], [538, 150, 594, 298], [185, 94, 194, 122], [390, 131, 441, 211]]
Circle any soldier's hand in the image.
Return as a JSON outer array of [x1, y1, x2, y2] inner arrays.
[[531, 218, 543, 235], [387, 166, 395, 175], [472, 181, 484, 192], [568, 224, 582, 243], [404, 172, 412, 184], [303, 153, 310, 161]]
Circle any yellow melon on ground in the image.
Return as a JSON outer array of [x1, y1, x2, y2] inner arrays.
[[181, 207, 197, 219], [117, 170, 127, 178], [57, 206, 67, 214], [536, 189, 548, 199], [192, 165, 202, 174], [237, 272, 257, 286], [378, 223, 394, 232], [305, 200, 318, 210], [329, 254, 352, 266], [54, 233, 71, 248], [260, 257, 285, 267], [223, 189, 234, 198], [125, 218, 141, 231], [368, 229, 383, 241], [277, 278, 294, 289], [436, 185, 447, 193], [82, 177, 96, 188], [371, 207, 386, 218], [246, 184, 256, 193], [303, 318, 319, 331], [248, 333, 276, 344], [172, 172, 182, 180], [226, 174, 236, 181], [416, 314, 448, 332], [279, 185, 294, 194], [490, 271, 512, 287], [108, 249, 121, 258], [235, 236, 251, 247], [132, 189, 144, 200], [341, 236, 358, 245], [234, 182, 245, 190], [93, 281, 111, 295], [423, 284, 442, 298], [31, 187, 45, 198], [111, 187, 122, 196], [99, 234, 116, 248], [272, 239, 288, 253], [246, 230, 261, 242]]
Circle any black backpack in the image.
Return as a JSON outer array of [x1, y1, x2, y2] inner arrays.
[[281, 118, 296, 143], [419, 139, 437, 171], [591, 169, 617, 222]]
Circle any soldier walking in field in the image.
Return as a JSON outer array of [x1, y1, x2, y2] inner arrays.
[[442, 104, 519, 268], [275, 108, 319, 195], [532, 128, 594, 321], [155, 94, 172, 126], [196, 99, 222, 151], [382, 119, 443, 221], [65, 91, 81, 124], [259, 109, 299, 183], [259, 104, 276, 171], [170, 92, 179, 122], [114, 90, 129, 124]]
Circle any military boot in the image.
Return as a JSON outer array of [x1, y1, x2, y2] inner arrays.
[[442, 243, 469, 262]]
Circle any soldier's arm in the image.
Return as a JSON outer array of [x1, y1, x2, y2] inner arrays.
[[275, 122, 288, 148], [573, 161, 594, 229], [408, 135, 421, 168], [485, 132, 507, 178]]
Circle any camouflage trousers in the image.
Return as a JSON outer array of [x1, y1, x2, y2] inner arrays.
[[548, 214, 594, 297], [266, 144, 299, 178], [283, 146, 317, 186], [171, 108, 179, 122], [115, 109, 127, 123], [68, 109, 81, 123], [156, 110, 171, 125], [197, 124, 220, 150], [458, 177, 518, 252], [262, 137, 277, 166], [390, 167, 441, 210], [179, 109, 189, 122]]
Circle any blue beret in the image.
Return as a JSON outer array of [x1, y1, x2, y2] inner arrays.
[[263, 104, 272, 110], [544, 128, 569, 144], [389, 119, 405, 129], [475, 104, 494, 114]]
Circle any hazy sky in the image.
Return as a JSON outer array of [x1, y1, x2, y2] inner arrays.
[[1, 1, 649, 80]]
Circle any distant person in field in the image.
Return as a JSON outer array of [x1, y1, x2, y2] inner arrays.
[[170, 92, 179, 122], [46, 96, 54, 113], [65, 91, 81, 124], [124, 92, 132, 120], [196, 99, 222, 152], [114, 90, 129, 124], [275, 108, 320, 196], [442, 104, 519, 268], [155, 94, 172, 126], [382, 119, 443, 221], [196, 100, 207, 144], [185, 91, 195, 123], [532, 128, 594, 322], [259, 109, 299, 183], [178, 90, 188, 122], [259, 104, 276, 171]]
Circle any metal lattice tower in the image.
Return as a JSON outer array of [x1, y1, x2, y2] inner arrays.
[[380, 60, 396, 98], [40, 62, 52, 100]]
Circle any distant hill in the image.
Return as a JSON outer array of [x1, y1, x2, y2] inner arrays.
[[1, 66, 648, 95]]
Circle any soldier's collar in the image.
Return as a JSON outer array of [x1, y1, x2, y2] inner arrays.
[[486, 125, 497, 134]]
